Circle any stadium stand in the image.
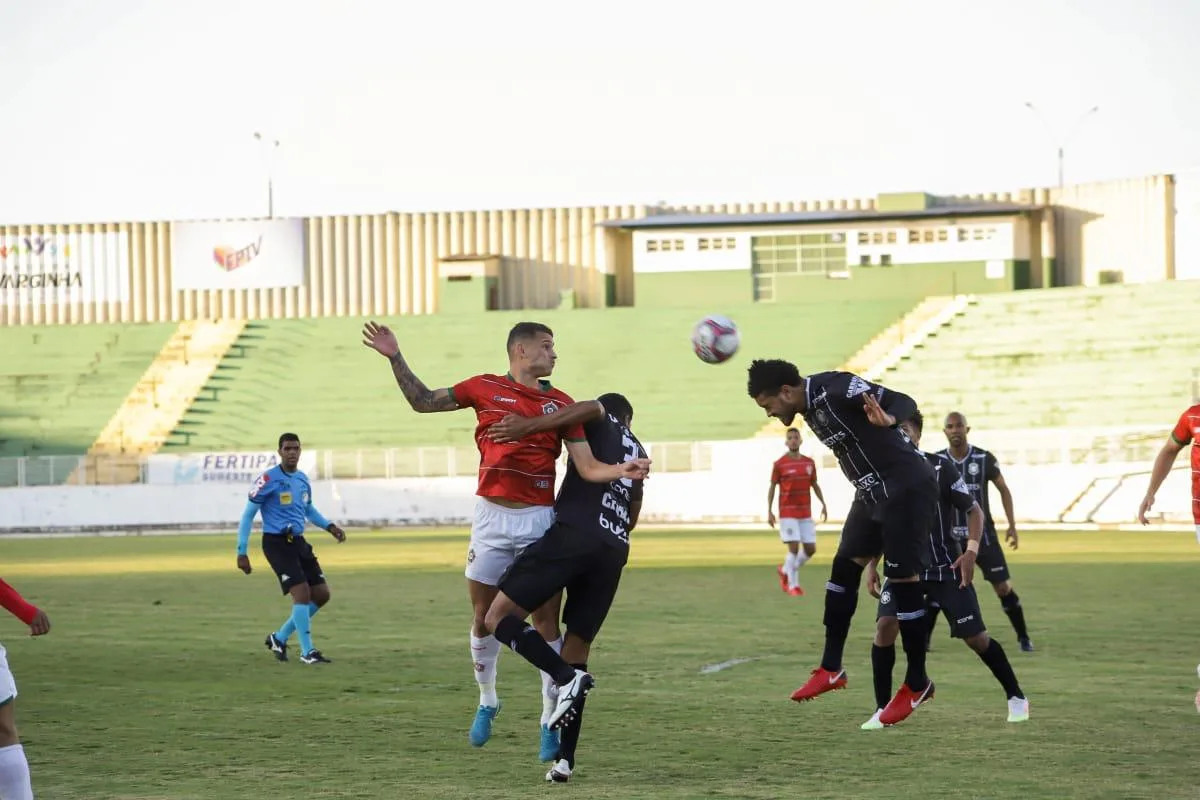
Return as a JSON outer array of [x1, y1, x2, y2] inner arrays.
[[0, 322, 177, 473], [874, 279, 1200, 430], [161, 298, 915, 453]]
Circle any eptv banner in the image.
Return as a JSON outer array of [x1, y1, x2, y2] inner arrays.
[[172, 219, 306, 290], [0, 231, 131, 306]]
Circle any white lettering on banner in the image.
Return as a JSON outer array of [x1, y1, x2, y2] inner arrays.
[[145, 451, 318, 485], [0, 232, 131, 306], [171, 219, 306, 290]]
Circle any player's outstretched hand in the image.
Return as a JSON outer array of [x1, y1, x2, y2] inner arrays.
[[1005, 525, 1019, 550], [619, 458, 652, 481], [862, 394, 895, 427], [237, 555, 252, 575], [328, 523, 347, 543], [952, 550, 977, 588], [28, 609, 50, 637], [362, 320, 400, 358], [1137, 494, 1154, 525], [486, 413, 535, 444]]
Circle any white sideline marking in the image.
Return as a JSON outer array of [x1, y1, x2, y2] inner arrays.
[[699, 656, 763, 674]]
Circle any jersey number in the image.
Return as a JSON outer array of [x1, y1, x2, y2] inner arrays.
[[619, 434, 640, 488]]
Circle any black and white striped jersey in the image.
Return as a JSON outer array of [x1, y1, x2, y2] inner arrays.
[[921, 452, 979, 583], [937, 445, 1001, 545], [799, 371, 933, 506]]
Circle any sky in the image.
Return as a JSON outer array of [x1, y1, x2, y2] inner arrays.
[[2, 0, 1199, 230]]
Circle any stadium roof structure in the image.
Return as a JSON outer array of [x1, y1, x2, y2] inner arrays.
[[599, 203, 1043, 230]]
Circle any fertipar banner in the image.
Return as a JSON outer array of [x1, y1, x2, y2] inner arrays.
[[145, 451, 319, 486], [171, 218, 306, 290], [0, 231, 131, 306]]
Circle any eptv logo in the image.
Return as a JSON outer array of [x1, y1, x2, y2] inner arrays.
[[0, 235, 70, 263], [212, 236, 264, 272]]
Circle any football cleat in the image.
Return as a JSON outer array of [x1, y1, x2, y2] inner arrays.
[[879, 680, 935, 726], [264, 633, 288, 662], [1007, 696, 1030, 723], [860, 709, 885, 730], [300, 649, 331, 665], [776, 565, 789, 593], [545, 759, 572, 783], [1019, 638, 1035, 653], [469, 703, 501, 747], [539, 724, 560, 762], [548, 670, 593, 730], [790, 667, 847, 702]]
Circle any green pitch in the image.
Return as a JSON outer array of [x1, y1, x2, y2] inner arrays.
[[2, 529, 1197, 799]]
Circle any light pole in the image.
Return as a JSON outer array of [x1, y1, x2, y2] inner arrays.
[[253, 131, 280, 218], [1023, 102, 1100, 190]]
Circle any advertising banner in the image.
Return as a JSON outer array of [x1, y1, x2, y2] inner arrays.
[[0, 231, 131, 306], [172, 219, 306, 290], [145, 451, 318, 486]]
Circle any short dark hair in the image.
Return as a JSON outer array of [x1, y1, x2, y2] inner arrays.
[[786, 427, 800, 434], [597, 392, 634, 424], [506, 322, 553, 354], [906, 410, 924, 434], [747, 359, 802, 398], [279, 432, 301, 449]]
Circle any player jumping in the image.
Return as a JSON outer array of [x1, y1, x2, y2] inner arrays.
[[747, 359, 937, 725], [864, 411, 1029, 729], [767, 427, 827, 596], [481, 393, 649, 784], [935, 412, 1034, 652], [237, 432, 347, 665], [1138, 401, 1199, 542], [363, 319, 592, 760], [0, 577, 50, 800]]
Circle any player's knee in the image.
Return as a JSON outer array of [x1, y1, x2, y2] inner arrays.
[[288, 583, 312, 604], [965, 631, 990, 653], [875, 617, 899, 647], [310, 585, 331, 607], [803, 543, 816, 557], [830, 554, 866, 588], [0, 704, 18, 748], [994, 581, 1013, 597]]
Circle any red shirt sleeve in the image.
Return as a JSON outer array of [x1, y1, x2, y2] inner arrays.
[[450, 375, 481, 409], [770, 462, 781, 484], [1171, 409, 1192, 446], [0, 578, 38, 625]]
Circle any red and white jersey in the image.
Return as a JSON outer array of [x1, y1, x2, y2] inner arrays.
[[1170, 404, 1200, 524], [450, 373, 584, 507], [772, 453, 817, 520]]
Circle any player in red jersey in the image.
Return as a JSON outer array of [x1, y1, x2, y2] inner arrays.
[[1139, 402, 1200, 543], [362, 319, 636, 760], [767, 427, 827, 596], [0, 577, 50, 800]]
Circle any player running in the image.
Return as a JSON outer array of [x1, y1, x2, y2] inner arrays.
[[935, 412, 1034, 652], [767, 427, 827, 596], [363, 319, 600, 759], [237, 433, 346, 665], [747, 359, 937, 725], [1138, 402, 1199, 542], [481, 392, 649, 784], [0, 577, 50, 799], [864, 411, 1030, 729]]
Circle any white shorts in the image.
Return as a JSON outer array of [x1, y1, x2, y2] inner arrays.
[[464, 498, 556, 586], [0, 644, 16, 704], [779, 517, 817, 545]]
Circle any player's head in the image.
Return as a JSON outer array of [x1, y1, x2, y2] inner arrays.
[[598, 392, 634, 428], [900, 409, 924, 448], [943, 411, 970, 447], [278, 432, 301, 471], [506, 322, 556, 378], [747, 359, 806, 426], [785, 427, 801, 452]]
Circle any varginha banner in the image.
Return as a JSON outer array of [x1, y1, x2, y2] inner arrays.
[[171, 218, 306, 290], [0, 231, 131, 306]]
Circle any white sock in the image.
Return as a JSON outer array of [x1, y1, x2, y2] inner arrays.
[[792, 550, 812, 588], [471, 632, 501, 707], [540, 636, 564, 725], [783, 551, 798, 589], [0, 744, 33, 800]]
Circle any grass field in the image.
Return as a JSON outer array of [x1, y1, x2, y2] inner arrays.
[[2, 528, 1198, 799]]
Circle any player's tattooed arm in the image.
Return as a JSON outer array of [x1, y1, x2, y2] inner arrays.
[[387, 352, 459, 413]]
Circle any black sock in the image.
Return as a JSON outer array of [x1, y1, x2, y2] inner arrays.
[[977, 639, 1024, 699], [819, 558, 865, 672], [871, 644, 895, 710], [925, 600, 941, 642], [556, 662, 588, 768], [1000, 591, 1030, 640], [493, 615, 575, 685], [891, 581, 929, 690]]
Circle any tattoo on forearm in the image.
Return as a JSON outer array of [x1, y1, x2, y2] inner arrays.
[[388, 352, 457, 412]]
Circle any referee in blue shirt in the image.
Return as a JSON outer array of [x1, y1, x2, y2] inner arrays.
[[236, 432, 346, 665]]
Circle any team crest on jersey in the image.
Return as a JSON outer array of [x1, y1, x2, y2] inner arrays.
[[846, 376, 872, 398], [466, 548, 476, 564], [967, 462, 980, 475], [541, 401, 559, 415], [880, 590, 891, 605], [814, 409, 828, 425], [302, 492, 310, 504]]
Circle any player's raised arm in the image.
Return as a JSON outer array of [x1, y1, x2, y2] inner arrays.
[[362, 320, 461, 413], [826, 372, 917, 427], [564, 439, 650, 484], [485, 400, 606, 444]]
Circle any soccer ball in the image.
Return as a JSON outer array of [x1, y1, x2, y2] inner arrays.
[[691, 315, 740, 364]]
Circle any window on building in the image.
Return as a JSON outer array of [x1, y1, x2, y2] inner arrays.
[[751, 232, 847, 278], [886, 231, 897, 244], [646, 240, 659, 252], [698, 238, 710, 250], [725, 237, 736, 249], [880, 254, 893, 266]]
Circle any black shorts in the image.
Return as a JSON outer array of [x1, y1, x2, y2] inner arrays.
[[261, 533, 326, 595], [498, 522, 627, 644], [976, 530, 1011, 583], [837, 478, 937, 579], [877, 579, 986, 639]]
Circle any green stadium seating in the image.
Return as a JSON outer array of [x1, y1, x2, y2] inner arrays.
[[0, 323, 177, 460], [875, 279, 1200, 430], [161, 299, 914, 451]]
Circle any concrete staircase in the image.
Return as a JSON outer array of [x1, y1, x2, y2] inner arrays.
[[71, 319, 248, 484]]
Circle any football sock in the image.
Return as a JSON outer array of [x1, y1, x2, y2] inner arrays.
[[276, 602, 320, 643], [541, 636, 564, 724], [556, 662, 589, 768], [891, 581, 929, 690], [1000, 591, 1030, 640], [291, 602, 314, 655], [871, 644, 895, 710], [819, 557, 864, 672], [470, 632, 501, 707], [493, 615, 576, 686], [978, 639, 1024, 699], [0, 744, 32, 800]]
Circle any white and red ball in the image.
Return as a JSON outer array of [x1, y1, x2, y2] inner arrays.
[[691, 315, 740, 364]]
